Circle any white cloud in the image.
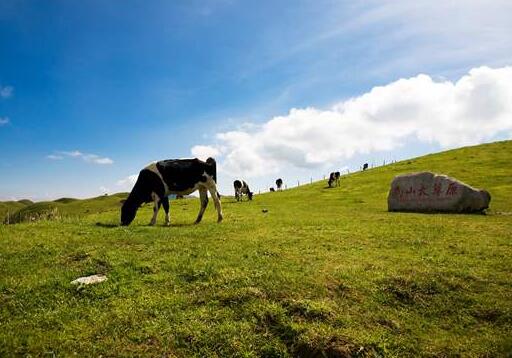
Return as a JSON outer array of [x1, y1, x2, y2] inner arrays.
[[47, 150, 114, 165], [116, 174, 138, 191], [195, 66, 512, 178], [82, 154, 114, 165], [0, 117, 9, 126], [0, 86, 13, 99], [61, 150, 83, 157], [99, 186, 109, 194], [190, 145, 221, 160]]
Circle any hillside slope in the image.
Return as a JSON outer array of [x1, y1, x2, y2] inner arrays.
[[284, 139, 510, 213], [0, 140, 511, 357], [0, 200, 33, 222], [2, 193, 128, 223]]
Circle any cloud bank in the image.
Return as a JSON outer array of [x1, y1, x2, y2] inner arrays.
[[47, 150, 114, 165], [116, 174, 139, 191], [192, 66, 512, 177]]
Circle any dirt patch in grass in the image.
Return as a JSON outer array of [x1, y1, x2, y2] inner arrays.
[[471, 307, 510, 324], [326, 280, 355, 300]]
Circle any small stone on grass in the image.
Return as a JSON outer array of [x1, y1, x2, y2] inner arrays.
[[71, 274, 108, 286]]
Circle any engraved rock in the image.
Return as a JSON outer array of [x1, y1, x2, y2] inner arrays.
[[388, 172, 490, 213]]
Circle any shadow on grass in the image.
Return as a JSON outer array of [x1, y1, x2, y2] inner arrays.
[[95, 222, 119, 228], [95, 222, 200, 228], [168, 222, 197, 228]]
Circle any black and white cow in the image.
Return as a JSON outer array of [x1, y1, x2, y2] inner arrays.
[[362, 163, 369, 171], [121, 157, 223, 226], [328, 172, 335, 188], [328, 171, 341, 188], [275, 178, 283, 191], [233, 180, 253, 201]]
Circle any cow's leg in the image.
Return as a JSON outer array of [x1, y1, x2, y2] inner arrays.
[[195, 188, 208, 224], [161, 196, 170, 226], [208, 186, 223, 223], [149, 192, 160, 226]]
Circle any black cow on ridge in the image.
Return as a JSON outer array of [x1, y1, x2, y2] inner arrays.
[[328, 172, 341, 188], [363, 163, 369, 171], [121, 157, 223, 226], [276, 178, 283, 191], [233, 180, 253, 201]]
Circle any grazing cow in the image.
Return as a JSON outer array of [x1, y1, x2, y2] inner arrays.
[[269, 187, 275, 192], [363, 163, 369, 171], [233, 180, 253, 201], [121, 157, 223, 226], [328, 172, 335, 188], [276, 178, 283, 191], [334, 171, 340, 186]]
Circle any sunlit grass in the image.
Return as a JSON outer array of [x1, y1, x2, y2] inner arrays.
[[1, 141, 511, 356]]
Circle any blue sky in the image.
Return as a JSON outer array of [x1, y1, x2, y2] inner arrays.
[[1, 1, 511, 200]]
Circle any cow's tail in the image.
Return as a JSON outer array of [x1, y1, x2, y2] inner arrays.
[[206, 157, 217, 183]]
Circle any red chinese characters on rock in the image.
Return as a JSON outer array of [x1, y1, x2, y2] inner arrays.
[[418, 185, 429, 197], [392, 181, 458, 202], [445, 182, 458, 196], [433, 182, 442, 196]]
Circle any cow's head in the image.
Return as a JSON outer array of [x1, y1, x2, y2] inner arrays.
[[248, 191, 254, 200], [121, 197, 139, 226]]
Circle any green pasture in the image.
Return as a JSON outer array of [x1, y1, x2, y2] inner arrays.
[[1, 141, 511, 357]]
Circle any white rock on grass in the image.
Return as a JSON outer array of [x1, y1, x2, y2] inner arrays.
[[71, 274, 108, 286]]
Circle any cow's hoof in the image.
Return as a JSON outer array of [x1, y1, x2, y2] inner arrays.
[[165, 222, 171, 227]]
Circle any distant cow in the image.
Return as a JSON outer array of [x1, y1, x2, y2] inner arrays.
[[276, 178, 283, 191], [334, 171, 340, 186], [269, 187, 275, 192], [327, 172, 336, 188], [121, 157, 223, 226], [234, 180, 253, 201], [328, 172, 341, 188], [363, 163, 369, 171]]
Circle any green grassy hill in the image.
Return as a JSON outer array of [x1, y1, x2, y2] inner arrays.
[[1, 141, 511, 357], [0, 200, 32, 222], [2, 193, 128, 224]]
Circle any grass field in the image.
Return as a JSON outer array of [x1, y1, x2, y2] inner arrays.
[[1, 141, 511, 357]]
